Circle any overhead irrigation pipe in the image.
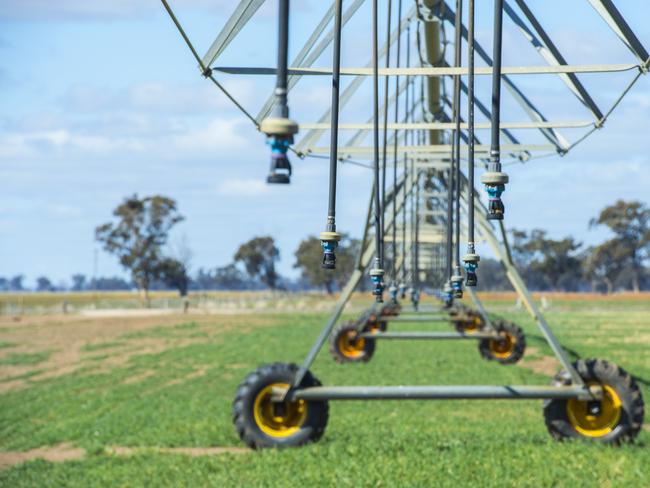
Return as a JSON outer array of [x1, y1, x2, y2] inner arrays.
[[320, 0, 344, 270], [370, 0, 385, 302], [462, 0, 480, 286], [481, 0, 509, 218], [389, 0, 403, 304], [260, 0, 298, 184]]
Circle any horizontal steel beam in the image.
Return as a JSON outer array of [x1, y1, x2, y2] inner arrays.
[[215, 64, 639, 76], [287, 385, 595, 401], [306, 143, 555, 155], [384, 315, 450, 323], [298, 120, 592, 130], [359, 331, 495, 340]]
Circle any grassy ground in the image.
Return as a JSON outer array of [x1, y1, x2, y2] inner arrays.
[[0, 295, 648, 487]]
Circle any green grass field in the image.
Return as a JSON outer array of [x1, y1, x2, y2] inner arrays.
[[0, 295, 649, 487]]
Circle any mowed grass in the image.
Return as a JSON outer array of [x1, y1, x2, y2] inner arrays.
[[0, 298, 649, 487]]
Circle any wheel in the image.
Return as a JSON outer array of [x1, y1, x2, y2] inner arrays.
[[365, 312, 387, 333], [329, 321, 376, 363], [454, 311, 485, 334], [381, 302, 401, 317], [543, 359, 644, 445], [478, 320, 525, 364], [232, 363, 329, 449]]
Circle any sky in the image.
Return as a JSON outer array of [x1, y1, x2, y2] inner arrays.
[[1, 0, 649, 288]]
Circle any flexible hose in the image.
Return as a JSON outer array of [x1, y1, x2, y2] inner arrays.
[[326, 0, 343, 226]]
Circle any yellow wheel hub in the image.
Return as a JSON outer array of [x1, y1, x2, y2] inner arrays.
[[337, 330, 366, 358], [566, 383, 622, 437], [489, 333, 516, 358], [253, 383, 307, 438]]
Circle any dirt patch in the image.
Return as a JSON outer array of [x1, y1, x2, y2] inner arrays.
[[521, 356, 560, 376], [0, 443, 250, 470], [0, 443, 85, 470], [107, 446, 249, 457], [0, 313, 276, 393], [162, 367, 208, 388], [122, 369, 156, 385]]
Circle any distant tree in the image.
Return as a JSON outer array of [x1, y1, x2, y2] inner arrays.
[[36, 276, 54, 292], [95, 195, 184, 305], [213, 264, 248, 290], [9, 275, 24, 291], [234, 236, 280, 290], [294, 236, 336, 294], [93, 276, 132, 290], [159, 258, 190, 297], [333, 235, 361, 290], [477, 258, 512, 291], [293, 233, 360, 294], [589, 200, 649, 293], [71, 274, 87, 291], [583, 242, 626, 294], [510, 229, 582, 291], [0, 277, 8, 292]]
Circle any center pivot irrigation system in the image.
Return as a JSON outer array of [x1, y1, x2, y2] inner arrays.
[[161, 0, 647, 448]]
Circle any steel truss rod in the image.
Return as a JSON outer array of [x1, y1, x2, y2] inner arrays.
[[215, 63, 640, 76], [257, 0, 366, 122], [359, 331, 497, 339], [587, 0, 649, 65], [438, 2, 569, 151], [287, 385, 595, 401], [306, 143, 555, 156], [296, 6, 417, 153], [506, 0, 603, 120], [298, 120, 592, 130], [202, 0, 266, 68]]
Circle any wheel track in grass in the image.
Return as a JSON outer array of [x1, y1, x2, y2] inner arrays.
[[0, 444, 251, 470]]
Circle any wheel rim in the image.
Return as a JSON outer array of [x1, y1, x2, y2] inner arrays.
[[461, 315, 481, 333], [366, 320, 381, 334], [566, 383, 622, 437], [337, 330, 366, 358], [488, 332, 516, 358], [253, 383, 307, 438]]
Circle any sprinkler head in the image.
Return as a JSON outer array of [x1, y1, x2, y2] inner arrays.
[[409, 287, 420, 309], [388, 284, 398, 303], [266, 137, 293, 184], [450, 274, 463, 299], [442, 282, 454, 307], [481, 171, 508, 221], [319, 231, 341, 270], [369, 268, 385, 302], [462, 253, 480, 288], [399, 283, 407, 300], [261, 117, 298, 185]]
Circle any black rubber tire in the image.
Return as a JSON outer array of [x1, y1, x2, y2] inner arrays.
[[453, 311, 485, 333], [381, 302, 401, 317], [478, 320, 526, 364], [232, 362, 328, 449], [328, 321, 376, 363], [543, 359, 644, 445]]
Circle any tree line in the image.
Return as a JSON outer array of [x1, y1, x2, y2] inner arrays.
[[2, 196, 647, 296]]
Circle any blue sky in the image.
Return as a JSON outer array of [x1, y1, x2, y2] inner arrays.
[[1, 0, 649, 287]]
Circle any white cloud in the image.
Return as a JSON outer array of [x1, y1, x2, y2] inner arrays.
[[215, 177, 270, 196], [0, 0, 235, 21]]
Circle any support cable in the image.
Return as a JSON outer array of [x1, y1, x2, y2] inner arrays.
[[319, 0, 344, 269], [370, 0, 385, 302], [159, 0, 259, 129]]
